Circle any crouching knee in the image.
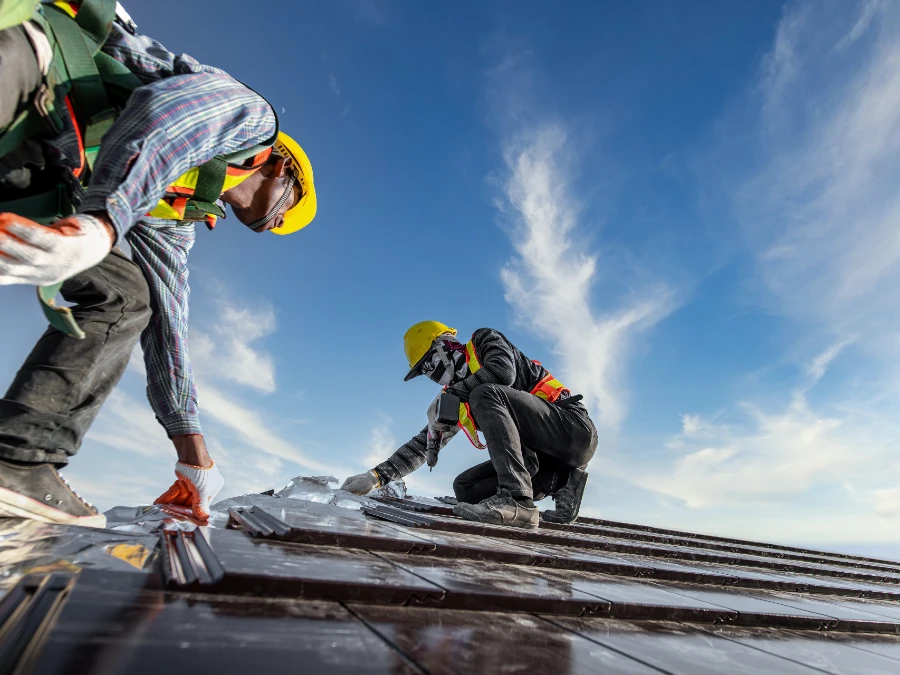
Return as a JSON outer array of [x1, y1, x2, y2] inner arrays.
[[468, 383, 504, 416], [452, 473, 466, 501]]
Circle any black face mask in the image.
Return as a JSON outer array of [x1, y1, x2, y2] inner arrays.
[[422, 339, 467, 386]]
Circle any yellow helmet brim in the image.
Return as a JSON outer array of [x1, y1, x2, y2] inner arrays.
[[403, 321, 457, 381], [271, 132, 317, 235]]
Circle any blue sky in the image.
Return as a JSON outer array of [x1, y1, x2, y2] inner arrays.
[[2, 0, 899, 559]]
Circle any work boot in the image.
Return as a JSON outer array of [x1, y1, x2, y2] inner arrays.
[[542, 468, 588, 524], [452, 488, 539, 529], [0, 459, 106, 528]]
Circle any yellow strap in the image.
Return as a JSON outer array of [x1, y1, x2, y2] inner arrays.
[[53, 1, 76, 18], [465, 340, 481, 374], [457, 402, 486, 449], [147, 199, 183, 220], [534, 378, 566, 401]]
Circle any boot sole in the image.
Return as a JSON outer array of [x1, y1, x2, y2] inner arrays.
[[0, 486, 106, 528], [542, 471, 589, 524]]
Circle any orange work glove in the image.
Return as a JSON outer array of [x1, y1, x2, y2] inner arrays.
[[0, 213, 113, 286], [154, 460, 224, 521]]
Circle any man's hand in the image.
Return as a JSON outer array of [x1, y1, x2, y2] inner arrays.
[[341, 470, 381, 495], [0, 213, 114, 286], [154, 460, 224, 521]]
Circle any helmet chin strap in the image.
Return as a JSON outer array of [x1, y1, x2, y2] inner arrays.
[[246, 174, 296, 231]]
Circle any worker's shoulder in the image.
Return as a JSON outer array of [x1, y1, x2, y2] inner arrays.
[[471, 327, 512, 347]]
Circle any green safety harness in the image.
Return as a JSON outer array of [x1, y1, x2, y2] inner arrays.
[[0, 0, 277, 338], [0, 0, 141, 338]]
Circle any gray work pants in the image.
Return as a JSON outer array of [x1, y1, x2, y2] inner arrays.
[[0, 249, 151, 466], [462, 384, 598, 501], [0, 26, 152, 467]]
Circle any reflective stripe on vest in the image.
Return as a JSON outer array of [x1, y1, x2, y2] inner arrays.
[[531, 372, 569, 403], [457, 401, 485, 450], [459, 339, 571, 449], [52, 2, 76, 19], [147, 148, 274, 225]]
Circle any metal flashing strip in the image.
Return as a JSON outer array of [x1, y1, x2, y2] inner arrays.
[[0, 573, 75, 675], [362, 505, 436, 527], [160, 529, 225, 587], [371, 495, 456, 516], [229, 507, 291, 538]]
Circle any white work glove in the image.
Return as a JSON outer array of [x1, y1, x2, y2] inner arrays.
[[154, 460, 225, 521], [426, 392, 459, 469], [341, 470, 381, 495], [0, 213, 113, 286]]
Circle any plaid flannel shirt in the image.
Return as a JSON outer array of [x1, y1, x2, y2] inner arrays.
[[76, 21, 277, 436]]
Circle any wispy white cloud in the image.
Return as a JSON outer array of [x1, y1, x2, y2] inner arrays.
[[616, 0, 900, 543], [329, 74, 341, 98], [197, 383, 338, 475], [193, 301, 277, 394], [362, 417, 396, 470], [632, 339, 900, 540], [85, 390, 171, 459], [805, 337, 854, 385], [497, 125, 676, 428], [739, 0, 900, 345], [874, 488, 900, 518]]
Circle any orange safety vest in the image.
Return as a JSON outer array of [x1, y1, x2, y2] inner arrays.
[[456, 338, 571, 449]]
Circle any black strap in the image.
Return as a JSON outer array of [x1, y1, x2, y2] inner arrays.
[[183, 200, 225, 220], [192, 158, 227, 205]]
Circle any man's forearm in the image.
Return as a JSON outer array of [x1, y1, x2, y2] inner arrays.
[[375, 428, 429, 482], [171, 434, 211, 468], [126, 222, 202, 438]]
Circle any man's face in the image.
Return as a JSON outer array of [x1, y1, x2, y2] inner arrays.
[[231, 157, 300, 233]]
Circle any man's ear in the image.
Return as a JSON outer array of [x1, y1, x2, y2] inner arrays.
[[274, 156, 294, 177]]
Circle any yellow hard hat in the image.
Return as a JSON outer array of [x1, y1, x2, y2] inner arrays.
[[271, 132, 317, 235], [403, 321, 457, 381]]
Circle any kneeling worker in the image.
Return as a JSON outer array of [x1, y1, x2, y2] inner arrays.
[[342, 321, 598, 528]]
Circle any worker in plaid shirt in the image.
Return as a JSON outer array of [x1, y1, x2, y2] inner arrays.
[[0, 4, 317, 527]]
